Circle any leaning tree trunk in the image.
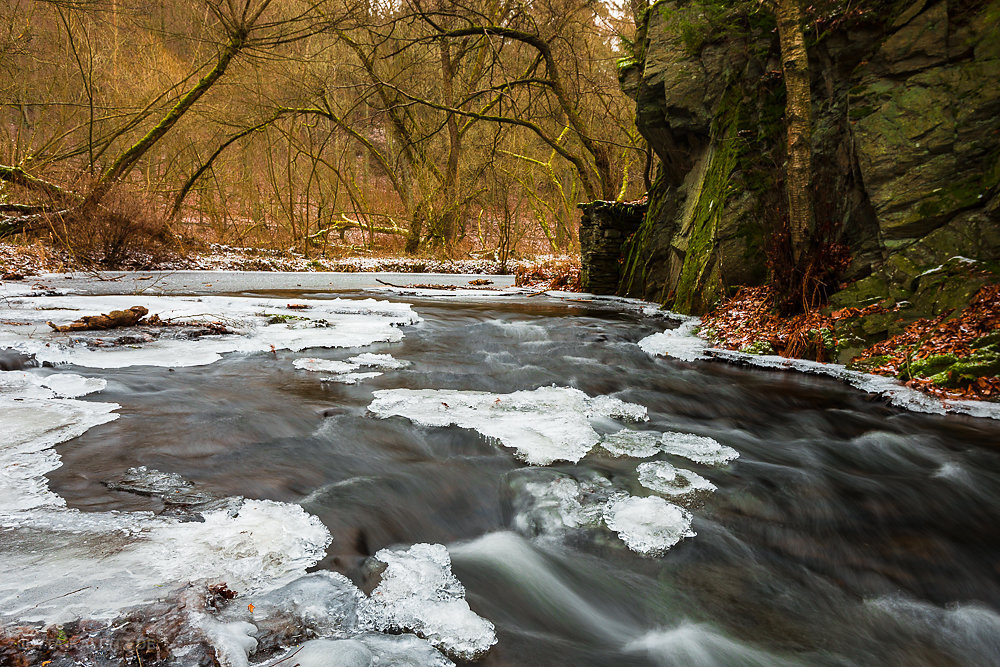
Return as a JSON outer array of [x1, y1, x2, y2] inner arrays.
[[87, 34, 245, 207], [776, 0, 813, 265]]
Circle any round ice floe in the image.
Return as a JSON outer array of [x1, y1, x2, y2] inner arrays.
[[368, 386, 647, 465], [37, 373, 107, 398], [602, 495, 696, 557], [637, 461, 716, 497], [321, 372, 383, 385], [659, 432, 739, 465], [348, 352, 410, 369], [363, 543, 497, 661], [294, 358, 360, 373], [600, 429, 662, 458]]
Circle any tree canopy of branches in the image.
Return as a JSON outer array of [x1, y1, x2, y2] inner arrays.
[[0, 0, 644, 257]]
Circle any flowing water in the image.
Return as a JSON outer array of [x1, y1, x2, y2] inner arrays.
[[3, 278, 1000, 666]]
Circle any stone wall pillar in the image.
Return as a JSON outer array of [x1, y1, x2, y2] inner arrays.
[[579, 200, 647, 295]]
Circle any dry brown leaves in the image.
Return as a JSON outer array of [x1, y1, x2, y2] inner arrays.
[[854, 284, 1000, 400], [702, 286, 880, 362], [514, 258, 581, 291], [702, 284, 1000, 402]]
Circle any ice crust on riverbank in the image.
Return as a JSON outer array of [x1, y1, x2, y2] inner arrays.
[[368, 386, 648, 464], [639, 323, 1000, 420], [0, 294, 418, 368], [637, 318, 708, 362], [0, 371, 118, 512], [363, 543, 498, 660]]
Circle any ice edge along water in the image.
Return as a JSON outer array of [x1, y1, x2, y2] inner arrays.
[[0, 293, 420, 368], [638, 319, 1000, 420]]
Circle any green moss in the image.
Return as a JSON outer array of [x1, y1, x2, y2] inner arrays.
[[265, 313, 310, 323], [848, 105, 875, 120], [672, 102, 741, 313], [916, 153, 1000, 218], [619, 172, 669, 296], [740, 340, 775, 355]]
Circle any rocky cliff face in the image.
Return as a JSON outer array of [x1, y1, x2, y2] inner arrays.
[[613, 0, 1000, 316]]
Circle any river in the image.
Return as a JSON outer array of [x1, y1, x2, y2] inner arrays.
[[1, 273, 999, 666]]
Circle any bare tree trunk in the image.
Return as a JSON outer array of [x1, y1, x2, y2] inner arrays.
[[776, 0, 813, 264], [436, 38, 461, 248]]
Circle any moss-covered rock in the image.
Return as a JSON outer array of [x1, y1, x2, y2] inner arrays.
[[601, 0, 1000, 325]]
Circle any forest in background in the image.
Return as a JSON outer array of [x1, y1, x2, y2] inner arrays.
[[0, 0, 644, 265]]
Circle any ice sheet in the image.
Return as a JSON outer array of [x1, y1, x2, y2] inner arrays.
[[368, 386, 647, 465], [0, 371, 118, 512], [294, 358, 360, 373], [348, 352, 410, 369], [265, 634, 454, 667], [0, 499, 332, 624], [363, 543, 497, 660], [659, 431, 740, 465], [637, 318, 708, 362], [294, 352, 405, 384], [599, 429, 662, 458], [0, 294, 418, 368], [602, 495, 696, 556], [637, 461, 717, 496], [321, 372, 383, 384]]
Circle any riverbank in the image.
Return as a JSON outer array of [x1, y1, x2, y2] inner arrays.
[[1, 240, 576, 274], [700, 283, 1000, 404]]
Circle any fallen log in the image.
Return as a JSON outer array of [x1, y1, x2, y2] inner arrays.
[[47, 306, 151, 332]]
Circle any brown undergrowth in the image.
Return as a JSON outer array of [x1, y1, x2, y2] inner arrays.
[[514, 257, 581, 291], [703, 284, 1000, 402]]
